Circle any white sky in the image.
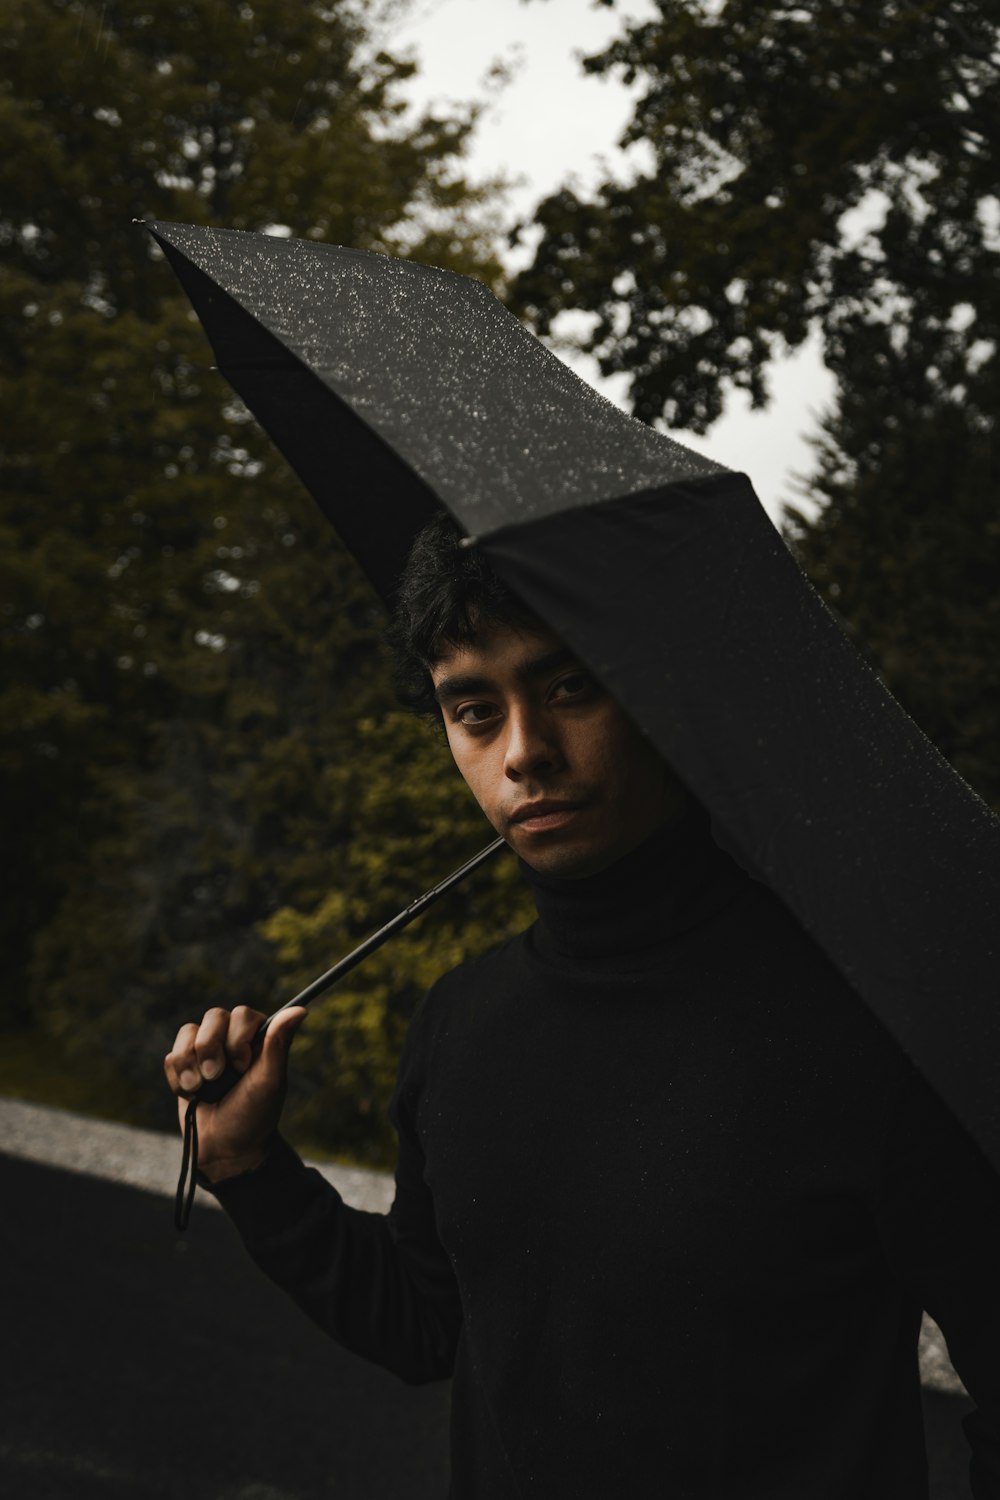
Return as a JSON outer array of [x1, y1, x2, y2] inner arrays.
[[390, 0, 834, 525]]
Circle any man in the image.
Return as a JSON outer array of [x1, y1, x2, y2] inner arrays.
[[165, 514, 1000, 1497]]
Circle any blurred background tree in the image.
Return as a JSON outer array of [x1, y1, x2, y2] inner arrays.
[[513, 0, 1000, 810], [0, 0, 527, 1157]]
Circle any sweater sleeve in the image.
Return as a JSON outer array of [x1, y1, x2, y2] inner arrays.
[[207, 1009, 463, 1386], [874, 1054, 1000, 1498]]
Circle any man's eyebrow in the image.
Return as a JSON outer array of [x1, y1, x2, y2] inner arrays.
[[432, 646, 579, 705], [518, 645, 578, 683]]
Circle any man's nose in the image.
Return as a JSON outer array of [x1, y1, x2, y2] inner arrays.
[[504, 705, 564, 781]]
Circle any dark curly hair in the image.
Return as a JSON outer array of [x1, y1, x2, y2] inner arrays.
[[385, 511, 541, 717]]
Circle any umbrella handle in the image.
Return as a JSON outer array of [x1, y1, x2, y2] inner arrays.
[[196, 1057, 254, 1105]]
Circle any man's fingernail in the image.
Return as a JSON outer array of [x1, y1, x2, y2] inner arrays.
[[201, 1059, 220, 1081], [180, 1069, 199, 1091]]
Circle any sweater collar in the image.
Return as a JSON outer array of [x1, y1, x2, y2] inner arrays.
[[520, 800, 749, 962]]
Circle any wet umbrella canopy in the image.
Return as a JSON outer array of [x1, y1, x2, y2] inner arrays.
[[146, 220, 1000, 1179]]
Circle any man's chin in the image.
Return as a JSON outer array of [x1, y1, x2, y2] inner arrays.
[[506, 803, 683, 880], [509, 834, 615, 881]]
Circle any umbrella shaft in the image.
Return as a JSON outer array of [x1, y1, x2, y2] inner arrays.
[[265, 835, 508, 1029], [194, 836, 507, 1106]]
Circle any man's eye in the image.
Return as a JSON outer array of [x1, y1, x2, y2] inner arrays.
[[551, 672, 590, 701], [455, 703, 496, 726]]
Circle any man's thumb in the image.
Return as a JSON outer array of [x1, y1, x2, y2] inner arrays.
[[258, 1006, 307, 1084]]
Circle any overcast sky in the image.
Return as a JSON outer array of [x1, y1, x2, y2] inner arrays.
[[390, 0, 834, 525]]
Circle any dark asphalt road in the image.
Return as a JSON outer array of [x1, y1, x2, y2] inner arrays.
[[0, 1154, 450, 1500], [0, 1153, 976, 1498]]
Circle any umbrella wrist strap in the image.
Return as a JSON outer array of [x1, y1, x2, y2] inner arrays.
[[175, 1099, 199, 1232]]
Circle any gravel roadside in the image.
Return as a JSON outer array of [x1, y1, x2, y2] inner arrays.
[[0, 1094, 393, 1213]]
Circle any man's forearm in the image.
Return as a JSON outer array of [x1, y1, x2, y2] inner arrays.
[[209, 1134, 462, 1385]]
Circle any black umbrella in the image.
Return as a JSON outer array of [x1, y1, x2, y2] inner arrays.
[[145, 219, 1000, 1181]]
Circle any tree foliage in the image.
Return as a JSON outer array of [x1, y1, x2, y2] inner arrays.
[[784, 347, 1000, 807], [513, 0, 999, 809], [2, 0, 517, 1152], [515, 0, 999, 429]]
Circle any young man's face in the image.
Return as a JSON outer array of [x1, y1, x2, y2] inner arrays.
[[431, 623, 687, 879]]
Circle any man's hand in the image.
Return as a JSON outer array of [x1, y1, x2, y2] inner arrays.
[[163, 1005, 307, 1183]]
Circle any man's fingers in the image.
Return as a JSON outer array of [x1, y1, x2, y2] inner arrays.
[[194, 1007, 233, 1081], [164, 1005, 303, 1113], [228, 1005, 267, 1074], [165, 1007, 263, 1094], [164, 1022, 199, 1095]]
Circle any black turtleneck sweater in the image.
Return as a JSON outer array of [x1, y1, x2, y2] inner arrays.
[[212, 808, 1000, 1498]]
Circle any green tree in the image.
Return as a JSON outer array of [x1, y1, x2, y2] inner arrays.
[[1, 0, 516, 1144], [512, 0, 999, 807], [784, 339, 1000, 807], [514, 0, 998, 430]]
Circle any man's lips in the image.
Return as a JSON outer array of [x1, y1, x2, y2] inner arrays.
[[508, 801, 586, 834]]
